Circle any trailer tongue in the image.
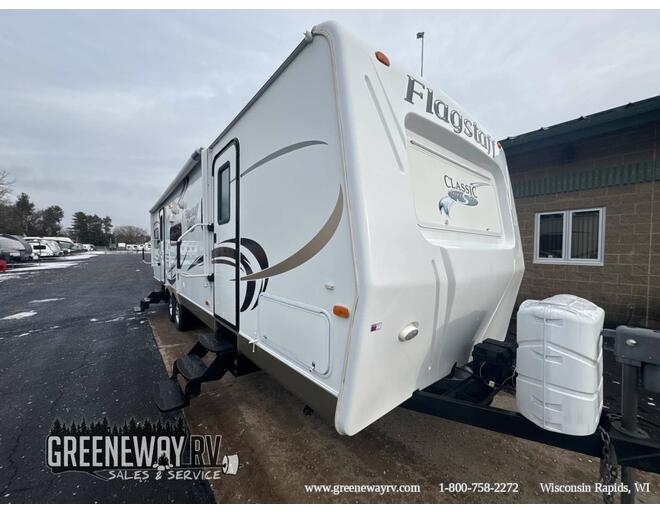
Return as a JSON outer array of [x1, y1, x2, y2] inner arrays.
[[403, 323, 660, 503]]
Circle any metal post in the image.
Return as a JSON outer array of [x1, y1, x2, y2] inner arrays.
[[620, 363, 639, 503], [421, 36, 424, 77], [416, 31, 425, 77]]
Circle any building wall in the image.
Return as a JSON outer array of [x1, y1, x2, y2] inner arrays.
[[507, 121, 660, 328]]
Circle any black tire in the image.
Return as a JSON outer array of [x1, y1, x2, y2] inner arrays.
[[174, 299, 190, 331], [168, 293, 176, 322]]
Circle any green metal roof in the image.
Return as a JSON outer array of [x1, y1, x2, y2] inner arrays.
[[500, 94, 660, 156], [512, 159, 659, 198]]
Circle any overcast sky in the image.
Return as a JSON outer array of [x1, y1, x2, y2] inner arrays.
[[1, 10, 660, 229]]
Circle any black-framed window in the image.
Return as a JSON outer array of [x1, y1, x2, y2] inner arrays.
[[217, 162, 230, 225], [169, 223, 181, 243]]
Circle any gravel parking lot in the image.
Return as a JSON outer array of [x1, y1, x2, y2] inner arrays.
[[150, 296, 660, 503], [1, 252, 659, 503]]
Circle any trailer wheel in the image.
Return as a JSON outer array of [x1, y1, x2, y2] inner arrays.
[[174, 300, 190, 331], [168, 294, 176, 322]]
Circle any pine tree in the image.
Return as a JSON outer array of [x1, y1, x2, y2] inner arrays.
[[176, 417, 186, 436], [14, 193, 36, 234], [51, 419, 62, 436]]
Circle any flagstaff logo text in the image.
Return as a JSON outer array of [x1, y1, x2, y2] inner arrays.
[[404, 76, 498, 159]]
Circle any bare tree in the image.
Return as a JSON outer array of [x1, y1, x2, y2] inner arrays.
[[113, 225, 149, 245], [0, 170, 14, 205]]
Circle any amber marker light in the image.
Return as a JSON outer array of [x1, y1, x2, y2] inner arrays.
[[333, 305, 350, 318], [375, 51, 390, 67]]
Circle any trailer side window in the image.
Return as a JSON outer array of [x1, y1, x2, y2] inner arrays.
[[217, 162, 230, 225], [170, 223, 182, 243]]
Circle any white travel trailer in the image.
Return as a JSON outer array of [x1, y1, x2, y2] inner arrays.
[[43, 236, 75, 254], [27, 237, 64, 257], [25, 238, 56, 258], [149, 21, 524, 436]]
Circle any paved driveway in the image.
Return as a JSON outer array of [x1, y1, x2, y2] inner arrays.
[[0, 253, 214, 503]]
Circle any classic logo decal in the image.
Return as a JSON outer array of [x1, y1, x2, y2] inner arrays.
[[439, 175, 489, 217]]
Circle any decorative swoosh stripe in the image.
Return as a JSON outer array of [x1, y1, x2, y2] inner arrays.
[[211, 238, 270, 311], [240, 186, 344, 282], [238, 140, 328, 180], [186, 255, 204, 271]]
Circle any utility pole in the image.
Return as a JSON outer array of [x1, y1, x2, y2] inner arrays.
[[417, 31, 425, 77]]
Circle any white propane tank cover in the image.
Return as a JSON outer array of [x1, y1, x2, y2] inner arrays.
[[516, 294, 605, 436]]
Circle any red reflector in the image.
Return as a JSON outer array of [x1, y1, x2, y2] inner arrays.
[[375, 51, 390, 67]]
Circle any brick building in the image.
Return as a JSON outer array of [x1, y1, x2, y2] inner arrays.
[[501, 96, 660, 329]]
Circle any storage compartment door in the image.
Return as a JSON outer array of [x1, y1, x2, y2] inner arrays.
[[258, 295, 331, 375]]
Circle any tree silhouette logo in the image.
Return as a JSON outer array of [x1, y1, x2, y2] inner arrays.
[[46, 416, 239, 479]]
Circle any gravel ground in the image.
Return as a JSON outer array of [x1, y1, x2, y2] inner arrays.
[[150, 310, 660, 504]]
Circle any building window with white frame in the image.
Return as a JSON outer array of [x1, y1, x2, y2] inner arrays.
[[534, 207, 605, 265]]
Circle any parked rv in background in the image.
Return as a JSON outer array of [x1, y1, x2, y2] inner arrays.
[[26, 239, 56, 258], [25, 237, 63, 257], [43, 236, 75, 254], [0, 235, 34, 262], [0, 235, 26, 262]]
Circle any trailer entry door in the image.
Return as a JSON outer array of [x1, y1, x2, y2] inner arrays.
[[212, 140, 240, 331], [158, 208, 165, 283]]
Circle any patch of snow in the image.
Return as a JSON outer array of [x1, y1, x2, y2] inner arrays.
[[17, 333, 31, 337], [90, 318, 98, 322], [6, 262, 79, 273], [60, 254, 99, 261], [2, 311, 37, 320], [0, 274, 21, 283], [104, 317, 124, 323], [29, 298, 64, 304]]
